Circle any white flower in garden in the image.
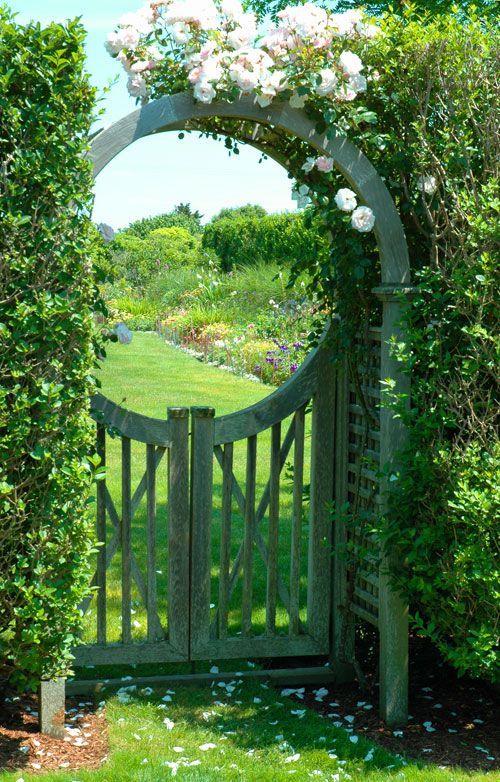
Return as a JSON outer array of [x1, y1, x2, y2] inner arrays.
[[417, 175, 438, 195], [255, 69, 288, 106], [172, 22, 191, 44], [127, 73, 148, 98], [335, 188, 357, 212], [359, 23, 380, 39], [339, 50, 363, 76], [130, 59, 157, 73], [278, 3, 328, 41], [351, 205, 376, 232], [105, 31, 123, 55], [348, 73, 367, 93], [315, 156, 334, 173], [193, 79, 216, 103], [301, 157, 316, 173], [292, 183, 311, 208], [221, 0, 244, 19], [315, 68, 338, 96], [119, 11, 152, 35], [289, 92, 307, 109], [165, 0, 218, 31]]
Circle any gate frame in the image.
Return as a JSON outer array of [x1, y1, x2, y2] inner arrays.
[[41, 92, 411, 734]]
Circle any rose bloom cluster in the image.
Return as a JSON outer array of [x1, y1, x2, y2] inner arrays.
[[105, 0, 379, 105]]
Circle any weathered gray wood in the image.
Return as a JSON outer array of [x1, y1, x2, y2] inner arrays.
[[331, 358, 353, 665], [121, 436, 132, 644], [131, 446, 166, 519], [190, 632, 324, 662], [91, 393, 171, 446], [266, 422, 281, 635], [308, 345, 335, 648], [374, 288, 411, 725], [67, 665, 341, 695], [39, 679, 65, 738], [146, 443, 158, 643], [242, 434, 257, 637], [290, 406, 305, 636], [190, 407, 215, 656], [168, 408, 190, 657], [73, 640, 187, 667], [96, 425, 106, 644], [90, 94, 410, 286], [218, 442, 233, 640]]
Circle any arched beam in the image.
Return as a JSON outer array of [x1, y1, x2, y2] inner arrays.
[[91, 92, 410, 286]]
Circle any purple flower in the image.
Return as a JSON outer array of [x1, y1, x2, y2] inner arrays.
[[290, 363, 298, 373], [293, 341, 304, 349]]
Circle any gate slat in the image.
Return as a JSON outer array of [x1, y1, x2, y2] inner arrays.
[[146, 443, 157, 643], [242, 435, 257, 637], [121, 436, 132, 644], [219, 442, 233, 639], [96, 425, 106, 644], [168, 408, 190, 656], [290, 406, 305, 636], [266, 422, 280, 635]]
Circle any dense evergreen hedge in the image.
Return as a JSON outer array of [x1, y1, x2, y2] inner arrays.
[[0, 10, 98, 688]]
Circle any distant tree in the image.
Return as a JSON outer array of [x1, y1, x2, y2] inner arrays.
[[250, 0, 497, 20], [209, 204, 267, 222], [125, 203, 203, 238]]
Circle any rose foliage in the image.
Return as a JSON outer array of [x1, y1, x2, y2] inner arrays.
[[0, 10, 99, 688]]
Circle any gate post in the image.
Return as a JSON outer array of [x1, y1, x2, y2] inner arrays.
[[168, 407, 190, 656], [375, 286, 411, 726], [190, 407, 215, 657]]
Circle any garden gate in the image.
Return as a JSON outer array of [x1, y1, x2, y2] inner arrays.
[[72, 93, 412, 726]]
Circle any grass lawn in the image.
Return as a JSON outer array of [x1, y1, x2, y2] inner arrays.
[[82, 332, 312, 646], [0, 681, 496, 782]]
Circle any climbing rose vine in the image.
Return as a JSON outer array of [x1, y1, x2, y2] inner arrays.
[[106, 1, 379, 232], [106, 1, 378, 106]]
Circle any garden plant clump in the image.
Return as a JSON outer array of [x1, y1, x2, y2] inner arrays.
[[105, 0, 499, 682], [0, 11, 102, 689]]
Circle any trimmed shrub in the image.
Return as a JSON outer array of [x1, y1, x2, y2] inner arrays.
[[0, 11, 98, 688], [202, 211, 329, 271], [125, 203, 203, 238]]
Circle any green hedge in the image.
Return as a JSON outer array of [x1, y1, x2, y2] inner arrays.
[[0, 10, 98, 689], [202, 210, 329, 271]]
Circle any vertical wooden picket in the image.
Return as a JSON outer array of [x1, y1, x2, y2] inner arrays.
[[121, 436, 132, 644], [242, 435, 257, 637], [168, 407, 190, 656], [218, 442, 233, 640], [96, 425, 106, 645], [289, 406, 305, 636], [307, 344, 335, 647], [266, 422, 281, 635], [146, 443, 158, 643], [190, 407, 215, 655]]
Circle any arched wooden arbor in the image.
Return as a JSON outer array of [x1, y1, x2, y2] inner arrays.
[[73, 93, 411, 726]]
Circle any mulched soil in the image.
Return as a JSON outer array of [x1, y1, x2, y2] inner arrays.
[[0, 693, 108, 776], [271, 633, 499, 772]]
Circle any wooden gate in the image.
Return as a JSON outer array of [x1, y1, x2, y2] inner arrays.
[[74, 333, 335, 667]]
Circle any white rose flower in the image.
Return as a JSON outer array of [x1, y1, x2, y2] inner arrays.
[[120, 27, 141, 50], [289, 92, 307, 108], [348, 73, 367, 93], [351, 206, 375, 232], [301, 157, 316, 173], [339, 50, 363, 77], [315, 68, 338, 96], [417, 175, 438, 195], [127, 73, 148, 98], [119, 11, 152, 35], [193, 79, 216, 103], [172, 22, 190, 44], [221, 0, 244, 18], [105, 31, 123, 55], [334, 188, 357, 212]]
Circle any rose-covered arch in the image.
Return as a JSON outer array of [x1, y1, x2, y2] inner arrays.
[[91, 92, 411, 726]]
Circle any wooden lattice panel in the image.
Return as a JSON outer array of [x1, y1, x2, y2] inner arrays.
[[347, 327, 382, 626]]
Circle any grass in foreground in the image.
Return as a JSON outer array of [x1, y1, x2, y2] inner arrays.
[[1, 682, 496, 782]]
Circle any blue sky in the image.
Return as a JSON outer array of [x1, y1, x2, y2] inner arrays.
[[12, 0, 296, 228]]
